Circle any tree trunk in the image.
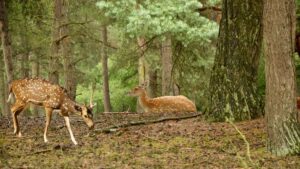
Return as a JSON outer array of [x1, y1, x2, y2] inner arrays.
[[161, 34, 173, 96], [20, 14, 30, 79], [20, 53, 30, 78], [0, 0, 13, 83], [60, 0, 76, 100], [206, 0, 263, 122], [148, 70, 158, 98], [101, 25, 112, 112], [0, 0, 14, 117], [30, 53, 40, 116], [48, 0, 62, 84], [136, 37, 149, 112], [0, 69, 5, 116], [264, 0, 300, 156]]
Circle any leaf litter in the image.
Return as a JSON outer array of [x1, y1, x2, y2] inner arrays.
[[0, 112, 299, 169]]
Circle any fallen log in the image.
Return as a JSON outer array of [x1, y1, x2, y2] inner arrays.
[[94, 112, 202, 133]]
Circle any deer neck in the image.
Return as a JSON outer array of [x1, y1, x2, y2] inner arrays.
[[138, 90, 150, 107], [62, 98, 78, 114]]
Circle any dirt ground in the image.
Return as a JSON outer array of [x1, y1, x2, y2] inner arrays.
[[0, 112, 299, 169]]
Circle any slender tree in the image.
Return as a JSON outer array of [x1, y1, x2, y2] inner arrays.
[[30, 53, 40, 116], [48, 0, 61, 84], [19, 13, 30, 79], [0, 0, 14, 116], [206, 0, 263, 121], [161, 34, 173, 96], [136, 36, 149, 112], [264, 0, 300, 156], [0, 65, 5, 116], [101, 25, 112, 112]]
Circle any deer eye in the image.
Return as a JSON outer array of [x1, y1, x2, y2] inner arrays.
[[84, 115, 88, 118]]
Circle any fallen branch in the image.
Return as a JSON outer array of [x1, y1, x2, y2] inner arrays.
[[102, 112, 138, 114], [28, 149, 52, 155], [94, 112, 202, 133]]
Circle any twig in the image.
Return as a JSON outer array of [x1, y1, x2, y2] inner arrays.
[[225, 118, 257, 168], [94, 112, 202, 133], [102, 112, 138, 114]]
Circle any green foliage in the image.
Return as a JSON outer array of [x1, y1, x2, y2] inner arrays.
[[96, 0, 218, 45], [76, 61, 137, 112], [6, 0, 219, 113], [206, 0, 222, 6], [95, 0, 219, 111]]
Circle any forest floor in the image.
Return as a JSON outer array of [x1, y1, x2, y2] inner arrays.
[[0, 112, 299, 169]]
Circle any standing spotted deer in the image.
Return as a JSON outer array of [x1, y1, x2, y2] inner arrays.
[[128, 85, 197, 113], [7, 78, 95, 145]]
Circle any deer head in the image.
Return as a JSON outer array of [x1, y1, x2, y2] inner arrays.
[[74, 104, 94, 129], [128, 81, 148, 97], [128, 85, 146, 97]]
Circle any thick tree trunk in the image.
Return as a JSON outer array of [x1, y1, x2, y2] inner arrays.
[[264, 0, 300, 156], [148, 70, 158, 98], [161, 34, 173, 96], [0, 0, 14, 117], [60, 0, 76, 100], [206, 0, 263, 121], [0, 0, 13, 83], [48, 0, 62, 84], [101, 25, 112, 112]]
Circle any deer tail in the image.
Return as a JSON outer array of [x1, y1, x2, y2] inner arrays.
[[7, 82, 13, 103]]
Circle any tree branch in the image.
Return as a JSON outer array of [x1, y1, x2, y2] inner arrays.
[[94, 112, 202, 133], [199, 6, 222, 12]]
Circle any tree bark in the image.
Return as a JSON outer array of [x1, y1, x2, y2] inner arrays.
[[20, 53, 30, 78], [161, 34, 173, 96], [0, 0, 13, 83], [148, 70, 158, 98], [101, 25, 112, 112], [19, 14, 30, 79], [30, 53, 40, 116], [206, 0, 263, 121], [0, 68, 5, 116], [48, 0, 62, 84], [0, 0, 14, 117], [61, 0, 76, 100], [264, 0, 300, 156], [136, 37, 149, 112]]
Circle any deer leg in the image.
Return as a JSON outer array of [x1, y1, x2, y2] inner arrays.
[[44, 107, 53, 143], [64, 116, 78, 145], [11, 101, 26, 137]]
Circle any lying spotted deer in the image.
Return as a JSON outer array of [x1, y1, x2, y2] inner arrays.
[[7, 78, 95, 145], [128, 85, 197, 113]]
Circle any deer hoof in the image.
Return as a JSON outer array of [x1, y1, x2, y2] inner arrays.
[[17, 132, 22, 137], [44, 136, 48, 143]]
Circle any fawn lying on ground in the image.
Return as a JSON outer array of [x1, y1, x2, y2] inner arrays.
[[7, 78, 95, 145], [128, 85, 196, 113]]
